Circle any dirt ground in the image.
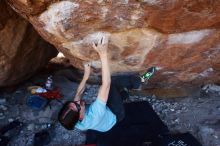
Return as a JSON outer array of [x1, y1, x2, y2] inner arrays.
[[0, 67, 219, 146]]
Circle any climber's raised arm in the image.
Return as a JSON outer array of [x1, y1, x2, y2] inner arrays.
[[74, 63, 91, 101], [92, 35, 111, 103]]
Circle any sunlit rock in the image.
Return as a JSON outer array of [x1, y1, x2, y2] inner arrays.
[[0, 0, 57, 87], [5, 0, 220, 90]]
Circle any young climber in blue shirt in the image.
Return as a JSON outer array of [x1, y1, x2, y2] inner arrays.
[[59, 35, 117, 132], [58, 34, 156, 132]]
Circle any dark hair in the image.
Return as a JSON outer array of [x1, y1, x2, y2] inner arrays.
[[58, 101, 79, 130]]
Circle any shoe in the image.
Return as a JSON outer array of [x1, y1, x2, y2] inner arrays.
[[0, 135, 10, 146], [119, 88, 129, 100], [0, 120, 23, 135], [34, 130, 51, 146], [140, 67, 157, 82], [33, 123, 55, 146], [0, 120, 24, 145]]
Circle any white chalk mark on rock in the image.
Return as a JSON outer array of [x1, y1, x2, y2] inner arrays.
[[39, 1, 79, 39], [168, 29, 214, 45]]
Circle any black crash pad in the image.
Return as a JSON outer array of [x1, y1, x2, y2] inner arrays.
[[86, 101, 169, 146]]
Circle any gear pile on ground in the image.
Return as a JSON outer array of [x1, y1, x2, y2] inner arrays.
[[0, 68, 219, 146]]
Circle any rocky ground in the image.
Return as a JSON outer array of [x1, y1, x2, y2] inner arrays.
[[0, 67, 220, 146]]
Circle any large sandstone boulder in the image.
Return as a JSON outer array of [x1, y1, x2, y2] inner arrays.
[[0, 0, 58, 87], [5, 0, 220, 91]]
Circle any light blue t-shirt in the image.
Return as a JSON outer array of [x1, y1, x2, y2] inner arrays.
[[75, 98, 116, 132]]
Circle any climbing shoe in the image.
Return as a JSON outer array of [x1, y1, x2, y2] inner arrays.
[[140, 67, 157, 82], [34, 130, 51, 146], [0, 120, 24, 146], [119, 87, 129, 100]]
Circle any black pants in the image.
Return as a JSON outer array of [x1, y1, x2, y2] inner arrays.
[[107, 75, 141, 122], [86, 75, 141, 143]]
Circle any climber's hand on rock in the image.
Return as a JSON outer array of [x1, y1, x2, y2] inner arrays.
[[92, 35, 109, 56]]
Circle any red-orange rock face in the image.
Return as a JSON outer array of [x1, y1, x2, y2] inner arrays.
[[5, 0, 220, 89], [0, 0, 57, 87]]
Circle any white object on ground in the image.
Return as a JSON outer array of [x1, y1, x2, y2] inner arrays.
[[202, 84, 220, 93], [35, 87, 47, 93]]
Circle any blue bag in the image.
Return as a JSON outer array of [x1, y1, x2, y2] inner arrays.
[[26, 95, 48, 110]]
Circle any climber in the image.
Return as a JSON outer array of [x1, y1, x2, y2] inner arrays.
[[58, 35, 117, 132], [58, 34, 156, 132]]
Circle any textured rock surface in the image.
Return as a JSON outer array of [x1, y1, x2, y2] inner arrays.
[[0, 0, 58, 87], [6, 0, 220, 89]]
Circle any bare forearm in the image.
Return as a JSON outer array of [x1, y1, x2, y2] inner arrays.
[[92, 35, 111, 102], [97, 54, 111, 102], [100, 54, 111, 87], [74, 79, 87, 101], [74, 62, 91, 101]]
